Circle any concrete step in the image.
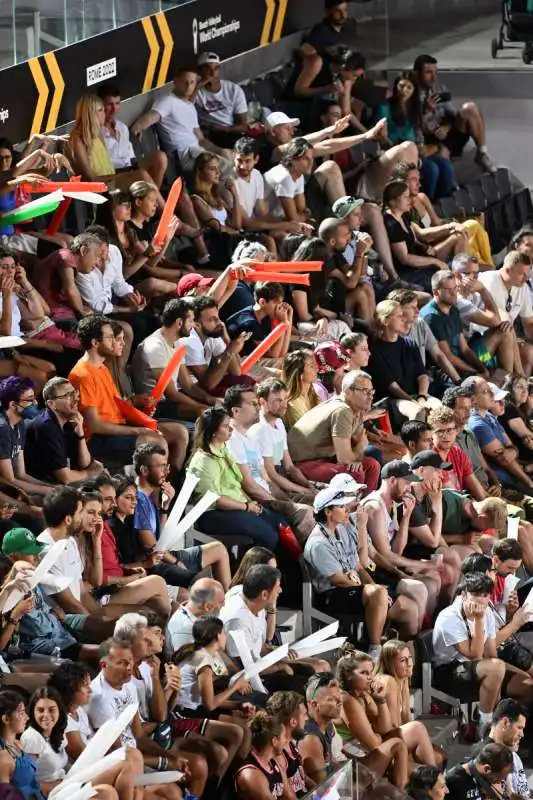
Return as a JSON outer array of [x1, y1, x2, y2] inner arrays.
[[417, 715, 459, 749]]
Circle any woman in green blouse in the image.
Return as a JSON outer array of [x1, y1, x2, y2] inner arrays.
[[187, 407, 283, 549]]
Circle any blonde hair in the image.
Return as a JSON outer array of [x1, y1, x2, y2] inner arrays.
[[70, 93, 104, 153], [374, 299, 400, 336], [374, 640, 412, 719]]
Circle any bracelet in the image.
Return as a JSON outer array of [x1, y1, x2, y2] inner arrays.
[[266, 610, 276, 615], [75, 434, 85, 440], [245, 502, 250, 512], [374, 698, 387, 705], [416, 394, 427, 400], [157, 756, 168, 770]]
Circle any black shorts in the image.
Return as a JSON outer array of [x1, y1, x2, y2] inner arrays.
[[443, 127, 470, 157], [315, 585, 365, 616], [403, 542, 436, 561], [433, 660, 481, 701], [88, 433, 138, 462], [372, 568, 399, 600]]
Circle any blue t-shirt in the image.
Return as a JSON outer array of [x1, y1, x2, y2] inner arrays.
[[420, 299, 463, 357], [227, 307, 271, 356], [134, 489, 160, 539], [466, 409, 511, 482], [0, 412, 26, 471]]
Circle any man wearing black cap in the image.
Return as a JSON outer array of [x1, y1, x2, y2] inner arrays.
[[362, 460, 442, 622], [407, 450, 462, 600]]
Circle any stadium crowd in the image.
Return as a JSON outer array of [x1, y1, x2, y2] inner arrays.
[[1, 0, 533, 798]]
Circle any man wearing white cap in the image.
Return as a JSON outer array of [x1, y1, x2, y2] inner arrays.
[[303, 483, 390, 660], [465, 376, 533, 494], [195, 52, 249, 147]]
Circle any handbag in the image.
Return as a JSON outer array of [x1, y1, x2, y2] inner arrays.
[[490, 601, 533, 672]]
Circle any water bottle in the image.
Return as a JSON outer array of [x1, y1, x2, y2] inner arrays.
[[51, 647, 62, 665]]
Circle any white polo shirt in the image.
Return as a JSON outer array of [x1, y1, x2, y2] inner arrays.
[[37, 529, 84, 600], [220, 590, 266, 660], [102, 119, 135, 169]]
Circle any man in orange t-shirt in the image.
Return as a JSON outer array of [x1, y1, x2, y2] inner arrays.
[[69, 314, 186, 470]]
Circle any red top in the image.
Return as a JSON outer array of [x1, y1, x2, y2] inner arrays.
[[100, 520, 124, 580], [435, 444, 474, 491], [33, 248, 78, 319]]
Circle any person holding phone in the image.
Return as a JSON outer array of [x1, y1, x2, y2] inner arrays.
[[413, 54, 495, 174]]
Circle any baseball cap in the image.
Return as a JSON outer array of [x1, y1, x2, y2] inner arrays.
[[313, 486, 351, 514], [488, 382, 509, 402], [2, 527, 44, 556], [329, 473, 367, 494], [332, 196, 364, 219], [198, 52, 221, 66], [177, 274, 215, 297], [410, 450, 452, 471], [266, 111, 300, 128], [380, 460, 422, 482], [314, 341, 349, 376]]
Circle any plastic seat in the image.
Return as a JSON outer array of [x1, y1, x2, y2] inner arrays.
[[299, 555, 364, 639], [465, 180, 489, 214], [495, 167, 513, 198]]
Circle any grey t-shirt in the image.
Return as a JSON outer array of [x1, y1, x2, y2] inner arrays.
[[304, 522, 360, 594], [456, 428, 489, 487], [405, 317, 437, 366]]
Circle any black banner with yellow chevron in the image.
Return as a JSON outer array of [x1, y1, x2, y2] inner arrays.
[[0, 0, 322, 143]]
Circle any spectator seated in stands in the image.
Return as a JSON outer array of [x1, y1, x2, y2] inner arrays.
[[87, 636, 207, 797], [362, 460, 442, 625], [248, 378, 317, 503], [368, 299, 440, 421], [128, 178, 210, 267], [264, 691, 311, 797], [227, 281, 292, 361], [450, 255, 517, 375], [233, 137, 312, 254], [382, 180, 448, 293], [98, 81, 168, 193], [488, 699, 530, 798], [476, 250, 533, 376], [0, 245, 81, 367], [442, 385, 503, 495], [1, 529, 99, 661], [499, 373, 533, 462], [132, 298, 216, 421], [336, 649, 436, 782], [303, 486, 395, 655], [185, 295, 256, 395], [220, 563, 309, 695], [445, 743, 513, 800], [432, 572, 509, 732], [73, 224, 148, 339], [225, 384, 314, 542], [132, 441, 231, 589], [287, 369, 380, 487], [68, 93, 165, 193], [392, 162, 467, 262], [166, 576, 225, 654], [69, 314, 188, 472], [282, 350, 321, 429], [420, 270, 499, 380], [464, 375, 533, 495], [376, 72, 455, 201], [318, 217, 375, 323], [393, 161, 493, 267], [95, 188, 183, 299], [388, 287, 461, 389], [131, 65, 232, 173], [299, 672, 343, 785], [0, 376, 54, 498], [191, 152, 244, 268], [33, 231, 103, 321], [234, 711, 291, 800], [428, 405, 486, 498], [195, 52, 249, 148], [187, 406, 285, 549], [287, 237, 351, 340], [24, 377, 103, 484], [413, 53, 495, 174]]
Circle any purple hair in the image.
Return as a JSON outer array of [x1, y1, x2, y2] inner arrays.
[[0, 376, 35, 409]]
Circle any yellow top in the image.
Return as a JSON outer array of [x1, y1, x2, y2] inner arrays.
[[90, 137, 115, 177]]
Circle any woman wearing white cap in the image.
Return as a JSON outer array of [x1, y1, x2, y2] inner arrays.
[[304, 484, 395, 661]]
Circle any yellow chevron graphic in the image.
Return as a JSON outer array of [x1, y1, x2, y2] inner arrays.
[[272, 0, 288, 42], [141, 16, 159, 93], [28, 57, 49, 136], [155, 12, 174, 88], [43, 52, 65, 132], [261, 0, 276, 46]]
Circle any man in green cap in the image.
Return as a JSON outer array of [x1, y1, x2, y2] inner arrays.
[[2, 528, 103, 660]]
